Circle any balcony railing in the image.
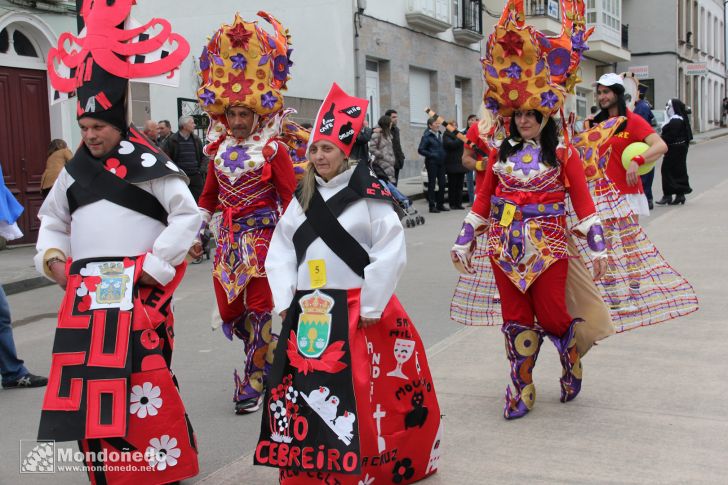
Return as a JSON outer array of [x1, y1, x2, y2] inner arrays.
[[452, 0, 482, 43], [621, 24, 629, 49], [525, 0, 560, 19], [406, 0, 452, 34], [457, 0, 482, 34]]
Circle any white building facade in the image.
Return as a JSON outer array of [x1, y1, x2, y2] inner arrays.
[[618, 0, 726, 133]]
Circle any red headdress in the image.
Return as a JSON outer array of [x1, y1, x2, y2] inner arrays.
[[309, 83, 368, 157], [46, 0, 190, 130]]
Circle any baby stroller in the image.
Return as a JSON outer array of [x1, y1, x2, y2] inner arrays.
[[369, 162, 425, 228], [191, 226, 213, 264]]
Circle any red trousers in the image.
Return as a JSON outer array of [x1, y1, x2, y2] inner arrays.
[[491, 258, 573, 336], [213, 276, 273, 322]]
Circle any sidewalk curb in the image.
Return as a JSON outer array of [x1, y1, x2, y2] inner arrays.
[[3, 277, 52, 296]]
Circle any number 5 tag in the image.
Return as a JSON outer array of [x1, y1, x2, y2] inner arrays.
[[499, 203, 516, 227], [308, 259, 327, 288]]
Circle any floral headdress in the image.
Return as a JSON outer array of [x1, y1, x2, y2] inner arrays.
[[482, 0, 592, 117], [197, 11, 292, 124]]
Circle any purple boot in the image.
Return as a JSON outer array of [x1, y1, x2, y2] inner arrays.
[[232, 311, 278, 414], [502, 321, 544, 420], [548, 319, 583, 403]]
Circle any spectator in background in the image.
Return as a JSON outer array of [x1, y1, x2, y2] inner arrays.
[[143, 119, 159, 144], [418, 116, 448, 213], [369, 115, 396, 184], [40, 139, 72, 198], [157, 119, 172, 146], [350, 119, 373, 164], [586, 105, 598, 121], [1, 165, 47, 389], [385, 109, 406, 185], [633, 87, 656, 210], [464, 114, 478, 205], [443, 119, 466, 210], [163, 115, 206, 201]]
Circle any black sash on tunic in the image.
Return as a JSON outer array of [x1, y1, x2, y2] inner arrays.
[[65, 124, 186, 225], [292, 162, 401, 273]]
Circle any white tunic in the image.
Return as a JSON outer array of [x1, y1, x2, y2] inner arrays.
[[266, 168, 406, 319], [35, 169, 201, 286]]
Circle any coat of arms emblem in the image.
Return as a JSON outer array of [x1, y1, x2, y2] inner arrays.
[[97, 262, 131, 305], [296, 290, 334, 358]]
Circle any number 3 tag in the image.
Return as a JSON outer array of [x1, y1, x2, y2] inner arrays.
[[308, 259, 327, 288]]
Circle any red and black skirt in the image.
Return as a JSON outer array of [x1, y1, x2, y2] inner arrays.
[[256, 288, 442, 484], [38, 255, 199, 484]]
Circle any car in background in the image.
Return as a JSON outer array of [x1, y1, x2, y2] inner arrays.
[[421, 167, 471, 202], [651, 109, 666, 134]]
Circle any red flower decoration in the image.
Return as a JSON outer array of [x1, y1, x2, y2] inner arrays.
[[104, 158, 127, 178], [498, 31, 525, 57], [226, 23, 252, 49], [222, 73, 254, 103], [501, 79, 531, 108], [77, 294, 92, 313], [82, 275, 102, 292]]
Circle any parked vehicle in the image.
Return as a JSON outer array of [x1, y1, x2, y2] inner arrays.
[[651, 109, 666, 134], [421, 168, 470, 201]]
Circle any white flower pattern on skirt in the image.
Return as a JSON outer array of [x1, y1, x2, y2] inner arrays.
[[146, 435, 181, 471], [130, 382, 163, 418]]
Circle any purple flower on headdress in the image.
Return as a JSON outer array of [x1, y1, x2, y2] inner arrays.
[[212, 54, 224, 66], [485, 64, 498, 78], [258, 53, 270, 66], [571, 31, 589, 53], [230, 53, 247, 70], [547, 48, 571, 77], [272, 55, 291, 82], [535, 59, 546, 75], [541, 90, 559, 109], [484, 97, 500, 112], [261, 91, 278, 109], [221, 145, 251, 171], [199, 88, 216, 106], [199, 46, 210, 71], [504, 62, 523, 80]]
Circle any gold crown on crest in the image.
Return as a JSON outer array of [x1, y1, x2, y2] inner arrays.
[[99, 262, 125, 276], [300, 290, 334, 315]]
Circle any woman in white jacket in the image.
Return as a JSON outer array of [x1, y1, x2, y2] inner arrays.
[[255, 83, 441, 485]]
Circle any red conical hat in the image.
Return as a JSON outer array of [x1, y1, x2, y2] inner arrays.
[[309, 83, 368, 157]]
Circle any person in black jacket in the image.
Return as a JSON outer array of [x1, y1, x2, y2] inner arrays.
[[418, 116, 448, 212], [162, 115, 207, 201], [349, 119, 373, 164], [385, 109, 406, 185], [443, 120, 466, 210]]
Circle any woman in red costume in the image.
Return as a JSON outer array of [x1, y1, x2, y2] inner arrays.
[[450, 5, 608, 419]]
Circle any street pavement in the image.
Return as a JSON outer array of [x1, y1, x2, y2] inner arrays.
[[1, 134, 727, 484]]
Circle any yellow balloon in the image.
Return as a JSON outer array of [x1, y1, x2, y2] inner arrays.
[[621, 142, 655, 175]]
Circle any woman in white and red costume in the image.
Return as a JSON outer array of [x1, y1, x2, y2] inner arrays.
[[450, 4, 608, 419], [191, 12, 306, 415], [255, 83, 442, 484]]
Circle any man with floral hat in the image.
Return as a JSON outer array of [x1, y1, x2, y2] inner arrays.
[[190, 11, 303, 415], [35, 1, 200, 482]]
